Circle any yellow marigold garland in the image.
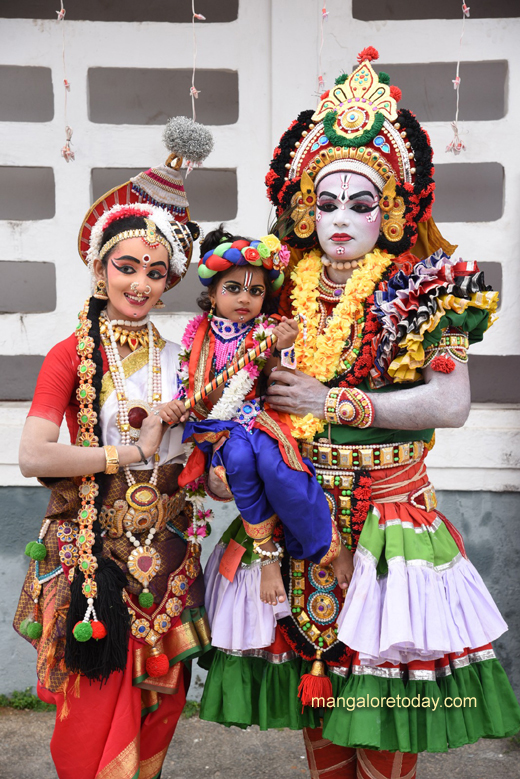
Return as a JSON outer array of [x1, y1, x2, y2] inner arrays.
[[289, 248, 394, 440]]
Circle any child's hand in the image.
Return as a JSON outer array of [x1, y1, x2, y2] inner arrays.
[[273, 317, 299, 351], [157, 400, 189, 426]]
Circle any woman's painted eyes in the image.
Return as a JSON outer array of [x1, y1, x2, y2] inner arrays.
[[148, 270, 167, 280], [112, 263, 135, 274], [317, 202, 336, 212]]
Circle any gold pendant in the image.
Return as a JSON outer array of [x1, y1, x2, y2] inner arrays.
[[127, 545, 161, 587], [125, 482, 160, 512]]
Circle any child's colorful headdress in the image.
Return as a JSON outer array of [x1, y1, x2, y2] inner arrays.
[[197, 234, 290, 290], [266, 47, 435, 256]]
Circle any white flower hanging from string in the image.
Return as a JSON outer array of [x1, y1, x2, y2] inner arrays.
[[57, 1, 75, 162], [446, 1, 471, 155]]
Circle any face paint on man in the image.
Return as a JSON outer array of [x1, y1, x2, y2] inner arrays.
[[315, 171, 381, 263]]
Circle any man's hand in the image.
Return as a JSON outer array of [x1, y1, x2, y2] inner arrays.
[[266, 369, 328, 419]]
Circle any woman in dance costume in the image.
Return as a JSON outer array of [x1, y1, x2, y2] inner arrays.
[[14, 119, 214, 779]]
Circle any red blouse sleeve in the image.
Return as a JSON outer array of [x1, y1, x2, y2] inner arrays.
[[28, 334, 80, 441]]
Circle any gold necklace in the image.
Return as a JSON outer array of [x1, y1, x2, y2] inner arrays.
[[110, 326, 149, 351]]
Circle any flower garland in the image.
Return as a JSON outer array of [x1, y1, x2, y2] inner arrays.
[[207, 369, 255, 421], [289, 248, 394, 440]]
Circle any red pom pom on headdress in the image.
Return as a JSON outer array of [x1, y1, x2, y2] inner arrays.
[[357, 46, 379, 63], [389, 85, 402, 102]]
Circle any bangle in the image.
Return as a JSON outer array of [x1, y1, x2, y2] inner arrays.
[[134, 444, 148, 464], [260, 558, 282, 567], [253, 540, 284, 560], [103, 445, 119, 475], [255, 534, 273, 546], [280, 346, 296, 370], [324, 387, 374, 428]]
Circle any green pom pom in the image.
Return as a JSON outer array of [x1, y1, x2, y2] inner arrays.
[[24, 541, 36, 557], [30, 542, 47, 561], [74, 621, 93, 642], [378, 71, 390, 84], [139, 591, 154, 609], [26, 621, 43, 640], [19, 618, 31, 636]]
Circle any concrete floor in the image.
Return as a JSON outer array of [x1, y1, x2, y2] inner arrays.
[[1, 709, 518, 779]]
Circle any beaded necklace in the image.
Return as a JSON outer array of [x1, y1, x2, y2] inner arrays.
[[210, 316, 252, 372], [99, 312, 164, 598]]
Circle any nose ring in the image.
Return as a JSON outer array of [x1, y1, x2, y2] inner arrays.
[[130, 282, 139, 292]]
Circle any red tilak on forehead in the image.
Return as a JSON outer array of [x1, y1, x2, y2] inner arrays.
[[243, 270, 254, 290]]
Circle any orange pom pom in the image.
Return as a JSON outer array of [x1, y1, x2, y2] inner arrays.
[[91, 620, 107, 640], [146, 652, 169, 677], [357, 46, 379, 64]]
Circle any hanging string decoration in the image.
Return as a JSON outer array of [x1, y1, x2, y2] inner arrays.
[[57, 1, 75, 162], [189, 1, 206, 137], [318, 4, 328, 92], [446, 2, 471, 155]]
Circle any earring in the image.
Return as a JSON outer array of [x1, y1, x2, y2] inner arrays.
[[153, 298, 166, 309], [93, 279, 108, 300], [291, 170, 316, 239], [207, 303, 215, 321], [379, 176, 406, 242]]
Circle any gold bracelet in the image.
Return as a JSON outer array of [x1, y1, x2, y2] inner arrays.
[[104, 445, 119, 475]]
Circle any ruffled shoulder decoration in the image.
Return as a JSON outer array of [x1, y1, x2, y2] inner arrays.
[[370, 250, 498, 385]]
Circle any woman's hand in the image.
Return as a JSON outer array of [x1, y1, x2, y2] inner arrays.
[[266, 369, 328, 419], [138, 411, 166, 459]]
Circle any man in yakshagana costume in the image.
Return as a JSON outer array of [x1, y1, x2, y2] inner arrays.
[[14, 118, 215, 779], [198, 48, 520, 779]]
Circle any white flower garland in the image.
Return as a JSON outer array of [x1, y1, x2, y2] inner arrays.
[[206, 369, 255, 421]]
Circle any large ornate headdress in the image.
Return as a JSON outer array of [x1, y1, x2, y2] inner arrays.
[[78, 116, 213, 290], [266, 47, 435, 256]]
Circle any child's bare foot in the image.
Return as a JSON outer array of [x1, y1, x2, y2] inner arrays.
[[332, 544, 354, 590], [260, 561, 287, 606]]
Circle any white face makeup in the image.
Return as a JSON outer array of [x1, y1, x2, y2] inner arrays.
[[315, 171, 382, 263]]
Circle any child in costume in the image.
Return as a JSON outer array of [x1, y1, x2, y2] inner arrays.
[[162, 227, 342, 651]]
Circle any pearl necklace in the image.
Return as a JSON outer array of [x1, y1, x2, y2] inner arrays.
[[110, 316, 149, 327], [100, 312, 162, 491], [321, 255, 364, 271]]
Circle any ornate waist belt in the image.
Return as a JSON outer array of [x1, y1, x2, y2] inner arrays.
[[300, 439, 424, 471]]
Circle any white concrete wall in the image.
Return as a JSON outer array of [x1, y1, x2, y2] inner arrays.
[[0, 1, 519, 491]]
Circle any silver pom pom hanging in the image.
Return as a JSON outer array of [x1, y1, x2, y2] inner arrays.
[[163, 116, 214, 165]]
